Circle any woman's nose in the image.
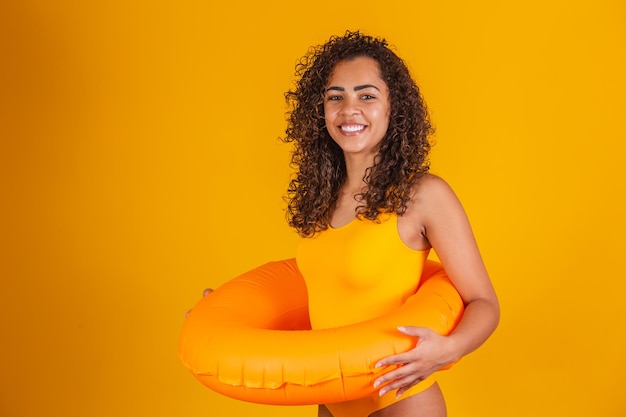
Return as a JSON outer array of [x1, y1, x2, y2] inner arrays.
[[339, 97, 361, 115]]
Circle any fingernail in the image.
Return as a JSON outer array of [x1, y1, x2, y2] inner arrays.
[[373, 381, 380, 388], [379, 389, 387, 397]]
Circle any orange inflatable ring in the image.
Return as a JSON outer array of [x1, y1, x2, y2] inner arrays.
[[178, 258, 463, 405]]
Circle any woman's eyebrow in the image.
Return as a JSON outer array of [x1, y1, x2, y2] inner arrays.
[[354, 84, 380, 92], [325, 84, 381, 93]]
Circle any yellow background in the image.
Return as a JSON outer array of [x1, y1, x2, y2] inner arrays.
[[1, 1, 624, 416]]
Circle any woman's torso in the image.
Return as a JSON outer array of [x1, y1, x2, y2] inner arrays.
[[296, 213, 429, 329]]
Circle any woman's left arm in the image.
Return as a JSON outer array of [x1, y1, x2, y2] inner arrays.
[[374, 176, 500, 397]]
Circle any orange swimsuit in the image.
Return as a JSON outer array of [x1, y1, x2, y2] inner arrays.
[[296, 213, 437, 417]]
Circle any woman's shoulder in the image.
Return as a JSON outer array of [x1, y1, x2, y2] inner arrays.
[[408, 173, 463, 216], [413, 173, 455, 198], [398, 174, 457, 243]]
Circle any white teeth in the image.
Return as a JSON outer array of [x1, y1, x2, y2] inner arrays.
[[341, 125, 365, 132]]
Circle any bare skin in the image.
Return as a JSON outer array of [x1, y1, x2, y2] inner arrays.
[[317, 384, 445, 417], [318, 405, 333, 417], [369, 384, 446, 417]]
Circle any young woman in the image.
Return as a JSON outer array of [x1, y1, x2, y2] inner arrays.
[[283, 31, 500, 417]]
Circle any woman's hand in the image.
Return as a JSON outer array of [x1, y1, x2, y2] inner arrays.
[[373, 326, 460, 398], [185, 288, 214, 317]]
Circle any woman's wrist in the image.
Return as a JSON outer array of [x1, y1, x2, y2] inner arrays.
[[442, 333, 465, 365]]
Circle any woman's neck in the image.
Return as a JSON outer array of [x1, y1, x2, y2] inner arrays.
[[343, 154, 375, 192]]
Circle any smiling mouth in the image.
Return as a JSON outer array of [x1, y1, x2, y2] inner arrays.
[[340, 125, 366, 133]]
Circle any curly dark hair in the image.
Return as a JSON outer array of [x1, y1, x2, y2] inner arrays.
[[283, 30, 434, 237]]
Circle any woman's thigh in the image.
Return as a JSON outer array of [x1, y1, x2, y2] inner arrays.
[[369, 383, 446, 417], [318, 404, 333, 417]]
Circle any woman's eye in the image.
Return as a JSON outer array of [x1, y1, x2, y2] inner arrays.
[[360, 94, 375, 100], [326, 95, 342, 101]]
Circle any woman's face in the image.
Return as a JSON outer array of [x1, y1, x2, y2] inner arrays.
[[323, 56, 390, 160]]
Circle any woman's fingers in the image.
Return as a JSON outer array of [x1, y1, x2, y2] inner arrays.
[[186, 288, 215, 317]]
